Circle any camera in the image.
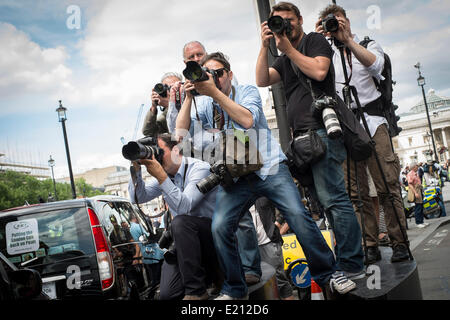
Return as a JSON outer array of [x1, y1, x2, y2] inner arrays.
[[122, 136, 164, 162], [312, 96, 343, 139], [182, 61, 220, 96], [154, 83, 170, 97], [196, 162, 235, 194], [321, 13, 339, 33], [267, 15, 292, 35]]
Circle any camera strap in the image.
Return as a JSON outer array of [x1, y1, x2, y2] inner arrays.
[[213, 85, 235, 130]]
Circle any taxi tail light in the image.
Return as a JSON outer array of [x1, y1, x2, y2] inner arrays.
[[88, 208, 114, 291]]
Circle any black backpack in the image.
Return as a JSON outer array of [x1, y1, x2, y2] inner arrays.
[[359, 36, 402, 137]]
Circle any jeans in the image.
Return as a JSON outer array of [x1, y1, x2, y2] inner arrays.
[[414, 203, 424, 225], [236, 211, 262, 277], [310, 129, 364, 273], [211, 163, 336, 298]]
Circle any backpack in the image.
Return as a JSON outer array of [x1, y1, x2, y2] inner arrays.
[[289, 33, 372, 162], [359, 36, 402, 137]]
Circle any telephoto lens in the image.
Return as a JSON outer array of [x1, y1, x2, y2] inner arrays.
[[122, 137, 164, 161], [154, 83, 170, 97], [322, 13, 339, 33], [196, 172, 222, 194], [183, 61, 209, 82], [322, 108, 342, 139]]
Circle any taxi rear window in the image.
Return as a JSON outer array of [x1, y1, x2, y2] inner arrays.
[[0, 207, 95, 268]]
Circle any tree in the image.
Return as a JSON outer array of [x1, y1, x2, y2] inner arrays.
[[0, 170, 107, 211]]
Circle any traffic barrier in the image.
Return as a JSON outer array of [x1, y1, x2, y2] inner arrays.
[[310, 279, 324, 300]]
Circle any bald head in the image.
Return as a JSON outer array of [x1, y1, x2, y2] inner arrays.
[[183, 41, 206, 64]]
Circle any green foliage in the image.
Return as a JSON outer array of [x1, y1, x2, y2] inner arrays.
[[0, 170, 107, 211]]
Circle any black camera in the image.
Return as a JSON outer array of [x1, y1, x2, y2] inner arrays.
[[182, 61, 220, 96], [267, 15, 292, 35], [158, 228, 177, 264], [154, 83, 170, 98], [196, 162, 234, 194], [321, 13, 339, 33], [312, 95, 343, 139], [122, 137, 164, 162]]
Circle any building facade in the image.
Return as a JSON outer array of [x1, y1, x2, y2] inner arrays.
[[393, 89, 450, 167]]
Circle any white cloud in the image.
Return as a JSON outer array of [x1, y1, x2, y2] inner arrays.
[[0, 22, 75, 113]]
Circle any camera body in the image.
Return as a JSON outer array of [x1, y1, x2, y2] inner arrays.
[[267, 15, 292, 35], [312, 96, 343, 139], [122, 137, 164, 162], [158, 228, 177, 264], [182, 61, 219, 96], [321, 13, 339, 33], [154, 83, 170, 98], [196, 162, 234, 194]]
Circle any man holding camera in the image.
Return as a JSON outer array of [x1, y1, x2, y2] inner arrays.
[[142, 72, 183, 137], [177, 51, 355, 299], [128, 133, 221, 300], [316, 4, 409, 263], [256, 2, 364, 280]]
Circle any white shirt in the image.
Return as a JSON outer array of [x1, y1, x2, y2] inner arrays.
[[249, 205, 271, 246], [332, 35, 388, 137]]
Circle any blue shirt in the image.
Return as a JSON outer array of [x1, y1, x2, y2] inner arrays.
[[129, 156, 216, 219], [129, 221, 164, 264], [188, 84, 286, 180]]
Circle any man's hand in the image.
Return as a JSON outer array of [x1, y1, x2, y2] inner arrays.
[[183, 80, 196, 99], [140, 156, 168, 185], [193, 73, 220, 99], [260, 21, 274, 48], [273, 31, 294, 55], [151, 90, 160, 111], [169, 81, 183, 102]]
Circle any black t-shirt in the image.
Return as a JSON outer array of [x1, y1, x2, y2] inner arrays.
[[272, 32, 335, 133]]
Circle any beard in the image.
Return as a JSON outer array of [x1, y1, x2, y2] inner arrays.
[[288, 24, 303, 43]]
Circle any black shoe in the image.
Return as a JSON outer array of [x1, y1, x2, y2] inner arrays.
[[391, 244, 409, 263], [365, 246, 381, 264]]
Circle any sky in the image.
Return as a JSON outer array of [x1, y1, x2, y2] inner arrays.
[[1, 0, 450, 179]]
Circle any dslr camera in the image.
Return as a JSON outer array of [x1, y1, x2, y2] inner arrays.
[[182, 61, 220, 96], [196, 162, 234, 194], [153, 83, 170, 97], [158, 227, 177, 264], [312, 95, 343, 139], [122, 136, 164, 162], [321, 13, 339, 33], [267, 15, 292, 35]]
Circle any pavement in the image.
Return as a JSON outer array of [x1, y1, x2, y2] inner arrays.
[[406, 182, 450, 251]]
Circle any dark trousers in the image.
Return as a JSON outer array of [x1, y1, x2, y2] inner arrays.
[[159, 215, 221, 300]]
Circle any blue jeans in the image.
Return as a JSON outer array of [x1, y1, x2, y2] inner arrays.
[[211, 163, 336, 298], [310, 129, 364, 273], [414, 202, 424, 224], [236, 211, 262, 277], [438, 194, 447, 217]]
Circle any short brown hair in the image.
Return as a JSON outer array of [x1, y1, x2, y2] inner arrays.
[[158, 133, 180, 151], [270, 1, 301, 19], [200, 52, 231, 71], [319, 4, 347, 19]]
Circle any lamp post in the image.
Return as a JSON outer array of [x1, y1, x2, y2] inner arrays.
[[56, 100, 76, 199], [48, 155, 58, 201], [414, 62, 438, 162]]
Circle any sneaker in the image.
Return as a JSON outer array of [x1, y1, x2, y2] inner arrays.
[[183, 291, 209, 300], [245, 274, 260, 285], [329, 271, 356, 294], [214, 293, 249, 300], [343, 269, 366, 280], [417, 223, 428, 228], [391, 244, 409, 263]]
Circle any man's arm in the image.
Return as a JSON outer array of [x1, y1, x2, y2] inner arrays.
[[159, 162, 212, 216], [255, 21, 282, 87], [175, 83, 195, 137], [274, 32, 331, 81], [128, 163, 162, 204], [142, 107, 158, 137]]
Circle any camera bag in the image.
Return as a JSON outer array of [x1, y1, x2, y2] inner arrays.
[[285, 129, 326, 173]]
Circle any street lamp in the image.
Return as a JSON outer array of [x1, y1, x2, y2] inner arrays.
[[56, 100, 77, 199], [414, 62, 438, 162], [48, 155, 58, 201]]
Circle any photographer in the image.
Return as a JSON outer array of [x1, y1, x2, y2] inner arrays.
[[142, 72, 183, 137], [176, 51, 354, 299], [128, 133, 221, 300], [256, 2, 364, 280], [316, 4, 409, 263]]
